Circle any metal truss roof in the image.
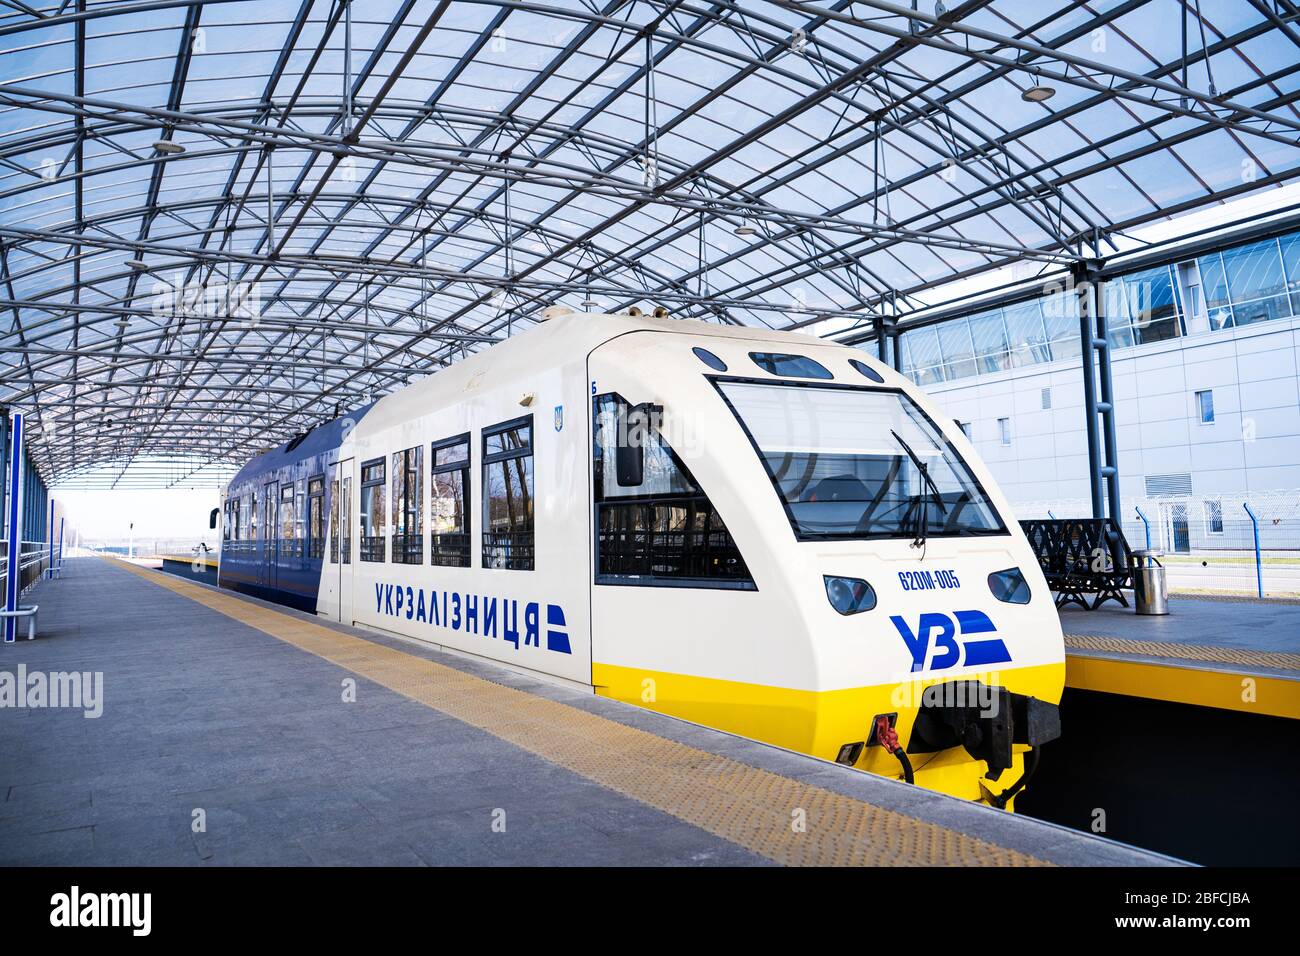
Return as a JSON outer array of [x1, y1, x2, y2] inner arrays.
[[2, 0, 1299, 488]]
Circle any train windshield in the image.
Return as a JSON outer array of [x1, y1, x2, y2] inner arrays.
[[717, 381, 1007, 540]]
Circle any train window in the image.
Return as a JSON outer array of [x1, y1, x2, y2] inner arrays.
[[280, 482, 297, 560], [329, 475, 340, 563], [849, 358, 885, 383], [717, 381, 1006, 541], [482, 416, 534, 571], [307, 476, 326, 560], [592, 393, 754, 589], [359, 458, 386, 562], [692, 347, 727, 371], [247, 493, 256, 545], [431, 434, 471, 567], [340, 475, 352, 564], [391, 446, 424, 564], [749, 351, 833, 380]]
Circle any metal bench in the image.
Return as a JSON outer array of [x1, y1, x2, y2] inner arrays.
[[1019, 518, 1137, 610], [0, 604, 39, 640]]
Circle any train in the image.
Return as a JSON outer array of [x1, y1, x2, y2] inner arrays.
[[215, 308, 1064, 808]]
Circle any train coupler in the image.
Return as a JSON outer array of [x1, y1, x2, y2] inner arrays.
[[907, 680, 1061, 781]]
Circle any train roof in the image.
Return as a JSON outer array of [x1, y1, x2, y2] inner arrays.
[[358, 311, 835, 435]]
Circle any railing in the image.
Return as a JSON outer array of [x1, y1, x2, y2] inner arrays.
[[0, 540, 51, 596]]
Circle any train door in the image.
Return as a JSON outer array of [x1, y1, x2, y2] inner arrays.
[[336, 458, 354, 624], [262, 480, 278, 590]]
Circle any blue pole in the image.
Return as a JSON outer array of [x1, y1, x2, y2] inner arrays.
[[58, 516, 64, 569], [1048, 510, 1056, 520], [1135, 505, 1151, 551], [4, 412, 23, 643], [1243, 502, 1263, 599], [47, 498, 53, 576]]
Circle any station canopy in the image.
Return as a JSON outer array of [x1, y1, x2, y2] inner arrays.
[[2, 0, 1298, 487]]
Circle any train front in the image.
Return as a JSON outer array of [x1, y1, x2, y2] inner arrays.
[[713, 367, 1065, 810]]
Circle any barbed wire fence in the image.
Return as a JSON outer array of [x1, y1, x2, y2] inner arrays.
[[1010, 489, 1300, 598]]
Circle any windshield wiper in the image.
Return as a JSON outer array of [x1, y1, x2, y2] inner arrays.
[[891, 429, 947, 551]]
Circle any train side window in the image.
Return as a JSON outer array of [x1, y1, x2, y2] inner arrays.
[[279, 482, 297, 561], [391, 446, 424, 565], [340, 475, 352, 564], [592, 393, 754, 589], [359, 458, 386, 562], [247, 493, 256, 545], [431, 434, 471, 567], [329, 474, 340, 563], [482, 416, 534, 571], [307, 476, 326, 560]]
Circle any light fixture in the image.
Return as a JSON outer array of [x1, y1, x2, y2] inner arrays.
[[734, 222, 757, 236], [124, 258, 149, 271], [1021, 84, 1055, 103], [153, 139, 186, 154], [581, 297, 599, 309], [114, 317, 130, 330]]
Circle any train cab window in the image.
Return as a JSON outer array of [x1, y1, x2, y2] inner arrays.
[[717, 381, 1006, 541], [279, 482, 297, 560], [482, 417, 534, 571], [391, 446, 424, 564], [592, 393, 753, 588], [307, 476, 325, 560], [431, 435, 471, 567], [749, 351, 833, 380], [359, 458, 386, 562]]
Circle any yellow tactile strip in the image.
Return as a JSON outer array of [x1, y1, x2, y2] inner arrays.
[[111, 559, 1047, 867], [1065, 634, 1300, 673]]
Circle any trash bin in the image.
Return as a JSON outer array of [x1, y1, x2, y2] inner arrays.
[[1133, 550, 1168, 616]]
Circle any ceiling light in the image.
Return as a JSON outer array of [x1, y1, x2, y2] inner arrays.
[[1021, 84, 1055, 103], [581, 298, 599, 309], [124, 258, 149, 271], [734, 223, 757, 236], [153, 139, 186, 154]]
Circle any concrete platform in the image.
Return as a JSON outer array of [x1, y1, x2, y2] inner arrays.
[[1057, 594, 1300, 719], [0, 557, 1176, 867]]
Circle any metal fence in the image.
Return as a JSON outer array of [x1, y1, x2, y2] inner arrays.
[[1011, 490, 1300, 597], [0, 539, 52, 597]]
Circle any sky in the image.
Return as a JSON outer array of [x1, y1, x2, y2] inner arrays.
[[55, 488, 220, 544]]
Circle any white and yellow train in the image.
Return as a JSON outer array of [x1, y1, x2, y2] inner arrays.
[[218, 309, 1064, 808]]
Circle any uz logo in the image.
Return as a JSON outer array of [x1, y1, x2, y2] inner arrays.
[[889, 610, 1012, 673]]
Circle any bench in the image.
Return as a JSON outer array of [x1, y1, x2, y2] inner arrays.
[[1019, 518, 1137, 610]]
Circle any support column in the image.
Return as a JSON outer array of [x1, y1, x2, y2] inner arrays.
[[1075, 260, 1121, 522], [5, 411, 23, 643], [0, 408, 8, 541]]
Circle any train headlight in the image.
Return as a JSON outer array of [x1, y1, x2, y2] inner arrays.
[[824, 575, 877, 615], [987, 567, 1031, 604]]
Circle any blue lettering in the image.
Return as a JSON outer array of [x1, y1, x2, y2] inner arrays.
[[502, 600, 519, 649], [404, 586, 414, 620], [465, 594, 478, 634], [451, 593, 462, 631], [483, 597, 497, 639], [416, 588, 427, 623], [524, 602, 539, 648], [385, 584, 394, 615], [374, 582, 383, 613]]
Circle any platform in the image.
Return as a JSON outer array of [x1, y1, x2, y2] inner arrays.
[[0, 557, 1175, 867], [1059, 596, 1300, 719]]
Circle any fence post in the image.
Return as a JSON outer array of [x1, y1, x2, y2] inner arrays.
[[1135, 505, 1151, 552], [1243, 502, 1263, 599]]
